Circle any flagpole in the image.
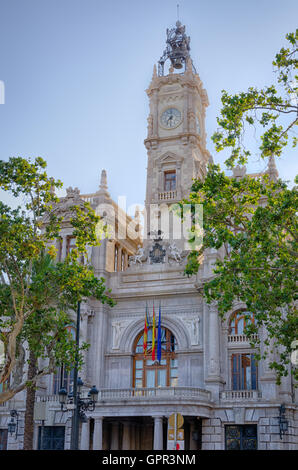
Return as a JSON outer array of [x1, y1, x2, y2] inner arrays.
[[152, 302, 156, 362], [157, 301, 162, 363]]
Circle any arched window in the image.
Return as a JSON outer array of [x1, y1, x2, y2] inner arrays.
[[229, 310, 255, 336], [133, 327, 177, 388]]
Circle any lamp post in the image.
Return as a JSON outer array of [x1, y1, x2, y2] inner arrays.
[[58, 377, 99, 432], [58, 300, 99, 449]]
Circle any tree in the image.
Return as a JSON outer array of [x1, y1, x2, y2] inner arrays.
[[181, 31, 298, 384], [0, 157, 114, 410], [212, 30, 298, 168]]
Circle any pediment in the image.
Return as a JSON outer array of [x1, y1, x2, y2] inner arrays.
[[156, 151, 183, 168]]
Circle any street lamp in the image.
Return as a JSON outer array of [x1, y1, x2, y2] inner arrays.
[[59, 300, 100, 449], [58, 378, 99, 413], [7, 410, 19, 439], [58, 375, 99, 448]]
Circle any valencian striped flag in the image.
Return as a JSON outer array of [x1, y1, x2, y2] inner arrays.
[[143, 303, 149, 354], [157, 303, 162, 362], [151, 303, 156, 361]]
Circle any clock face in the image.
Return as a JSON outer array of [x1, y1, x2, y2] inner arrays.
[[160, 108, 182, 129]]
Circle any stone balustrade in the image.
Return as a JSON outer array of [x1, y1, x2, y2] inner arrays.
[[220, 390, 262, 401], [35, 387, 212, 404], [98, 386, 211, 401], [158, 190, 177, 200], [228, 334, 258, 343]]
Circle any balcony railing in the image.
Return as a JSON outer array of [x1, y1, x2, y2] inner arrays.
[[220, 390, 262, 401], [158, 190, 177, 201], [98, 386, 211, 401], [228, 334, 258, 344], [35, 387, 212, 404]]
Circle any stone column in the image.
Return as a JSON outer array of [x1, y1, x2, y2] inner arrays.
[[183, 88, 189, 133], [279, 370, 292, 403], [189, 421, 198, 450], [176, 162, 182, 200], [93, 417, 103, 450], [80, 420, 90, 450], [110, 422, 119, 450], [135, 423, 141, 450], [152, 91, 158, 136], [205, 302, 224, 400], [122, 422, 131, 450], [153, 416, 163, 450], [158, 164, 162, 193], [207, 303, 221, 379], [130, 423, 136, 450], [91, 304, 108, 391], [259, 326, 277, 400], [117, 247, 122, 272], [61, 235, 68, 261]]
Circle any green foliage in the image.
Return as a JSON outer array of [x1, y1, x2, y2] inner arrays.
[[183, 31, 298, 384], [212, 30, 298, 168], [0, 157, 114, 403], [183, 164, 298, 383]]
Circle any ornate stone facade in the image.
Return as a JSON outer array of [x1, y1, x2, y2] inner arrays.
[[0, 21, 297, 451]]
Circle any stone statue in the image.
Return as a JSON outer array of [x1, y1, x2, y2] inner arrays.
[[168, 242, 182, 263], [129, 245, 147, 265]]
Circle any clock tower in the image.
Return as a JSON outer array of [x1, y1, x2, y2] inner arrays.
[[144, 21, 211, 248]]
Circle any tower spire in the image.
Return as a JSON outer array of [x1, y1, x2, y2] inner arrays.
[[267, 155, 279, 181], [158, 20, 194, 76], [98, 169, 110, 197]]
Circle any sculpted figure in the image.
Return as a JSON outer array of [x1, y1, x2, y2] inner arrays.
[[129, 245, 147, 265], [168, 242, 182, 263]]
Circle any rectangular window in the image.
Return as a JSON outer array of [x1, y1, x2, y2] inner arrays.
[[157, 369, 167, 387], [38, 426, 65, 450], [231, 353, 257, 390], [66, 236, 76, 255], [114, 245, 119, 272], [53, 366, 74, 395], [121, 250, 125, 271], [164, 171, 176, 191], [134, 360, 143, 388], [146, 369, 155, 388], [225, 425, 257, 450]]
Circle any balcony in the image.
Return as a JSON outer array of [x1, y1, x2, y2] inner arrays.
[[35, 387, 212, 408], [98, 386, 211, 402], [220, 390, 262, 402]]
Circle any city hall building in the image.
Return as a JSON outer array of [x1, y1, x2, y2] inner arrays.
[[0, 21, 297, 451]]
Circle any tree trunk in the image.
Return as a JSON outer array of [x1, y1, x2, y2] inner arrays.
[[23, 350, 37, 450]]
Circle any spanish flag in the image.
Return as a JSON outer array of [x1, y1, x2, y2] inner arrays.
[[152, 303, 156, 361], [143, 303, 149, 354]]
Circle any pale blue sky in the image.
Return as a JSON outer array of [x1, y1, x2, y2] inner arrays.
[[0, 0, 297, 214]]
